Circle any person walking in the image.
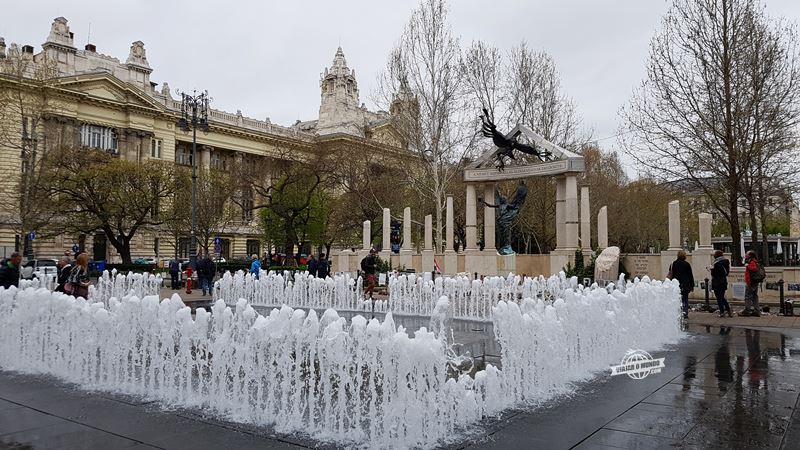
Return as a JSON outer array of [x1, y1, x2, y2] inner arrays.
[[669, 250, 694, 319], [740, 250, 764, 317], [0, 252, 22, 289], [66, 253, 91, 298], [55, 256, 71, 293], [199, 254, 215, 297], [360, 249, 377, 300], [250, 254, 261, 280], [307, 254, 318, 278], [316, 254, 330, 279], [709, 250, 732, 318], [168, 257, 180, 290]]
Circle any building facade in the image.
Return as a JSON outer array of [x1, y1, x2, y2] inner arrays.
[[0, 17, 404, 262]]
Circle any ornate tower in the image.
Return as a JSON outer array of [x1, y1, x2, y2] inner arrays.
[[317, 47, 363, 136]]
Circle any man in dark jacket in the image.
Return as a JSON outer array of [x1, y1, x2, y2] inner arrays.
[[307, 254, 318, 278], [0, 252, 22, 289], [168, 258, 180, 289], [709, 250, 731, 317], [316, 254, 330, 279], [55, 256, 72, 293], [361, 249, 377, 299], [670, 250, 694, 319]]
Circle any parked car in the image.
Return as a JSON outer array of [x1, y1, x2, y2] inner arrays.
[[20, 259, 59, 279]]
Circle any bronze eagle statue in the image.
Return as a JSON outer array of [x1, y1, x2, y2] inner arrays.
[[480, 108, 552, 170]]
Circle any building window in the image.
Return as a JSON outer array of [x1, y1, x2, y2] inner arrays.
[[80, 124, 117, 152], [241, 189, 253, 222], [246, 239, 260, 258], [176, 145, 192, 166], [151, 138, 162, 158], [210, 150, 227, 171]]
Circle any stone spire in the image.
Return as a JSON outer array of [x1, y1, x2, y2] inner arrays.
[[317, 46, 362, 136]]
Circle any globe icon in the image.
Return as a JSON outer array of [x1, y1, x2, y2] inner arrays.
[[621, 350, 654, 380]]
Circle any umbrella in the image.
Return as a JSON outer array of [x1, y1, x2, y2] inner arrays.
[[777, 235, 783, 255]]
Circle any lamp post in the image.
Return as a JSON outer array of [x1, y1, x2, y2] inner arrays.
[[177, 90, 209, 270]]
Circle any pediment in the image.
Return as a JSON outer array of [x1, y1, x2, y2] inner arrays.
[[464, 124, 584, 182], [54, 74, 163, 112]]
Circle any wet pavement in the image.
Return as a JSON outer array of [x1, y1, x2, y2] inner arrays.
[[0, 324, 799, 449]]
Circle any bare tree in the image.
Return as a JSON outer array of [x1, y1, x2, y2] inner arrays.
[[620, 0, 800, 264], [0, 44, 58, 255], [376, 0, 473, 253]]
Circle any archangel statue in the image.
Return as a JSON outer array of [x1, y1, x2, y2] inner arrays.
[[480, 181, 528, 255], [480, 108, 552, 170]]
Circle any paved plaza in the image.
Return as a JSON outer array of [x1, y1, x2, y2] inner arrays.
[[0, 322, 797, 449]]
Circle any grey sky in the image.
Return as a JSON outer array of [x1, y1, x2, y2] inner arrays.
[[3, 0, 799, 172]]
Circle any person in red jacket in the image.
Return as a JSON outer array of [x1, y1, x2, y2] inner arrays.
[[740, 250, 761, 317]]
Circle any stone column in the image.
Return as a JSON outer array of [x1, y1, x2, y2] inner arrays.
[[580, 187, 591, 252], [698, 213, 712, 250], [402, 207, 412, 252], [444, 195, 456, 274], [446, 196, 454, 252], [555, 177, 566, 249], [424, 215, 433, 250], [400, 207, 413, 270], [564, 175, 579, 250], [483, 183, 496, 252], [465, 184, 477, 250], [422, 214, 434, 273], [597, 206, 608, 249], [668, 200, 681, 250], [362, 220, 371, 251], [382, 208, 391, 252]]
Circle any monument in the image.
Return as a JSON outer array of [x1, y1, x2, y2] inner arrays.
[[479, 181, 529, 255]]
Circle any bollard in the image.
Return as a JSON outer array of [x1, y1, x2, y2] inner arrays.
[[779, 279, 785, 315], [704, 277, 711, 311]]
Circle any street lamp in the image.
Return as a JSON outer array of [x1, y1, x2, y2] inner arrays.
[[177, 90, 209, 270]]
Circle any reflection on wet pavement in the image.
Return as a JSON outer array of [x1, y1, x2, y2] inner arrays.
[[468, 324, 800, 450]]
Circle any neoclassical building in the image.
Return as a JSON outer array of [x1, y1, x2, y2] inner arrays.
[[0, 17, 405, 262]]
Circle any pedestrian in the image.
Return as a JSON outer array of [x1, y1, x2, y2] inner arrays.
[[709, 250, 732, 318], [65, 253, 91, 298], [669, 250, 694, 319], [250, 254, 261, 280], [0, 252, 22, 289], [360, 249, 377, 300], [55, 256, 71, 293], [307, 254, 318, 277], [740, 250, 765, 317], [317, 254, 330, 279], [169, 257, 180, 290], [201, 254, 215, 296]]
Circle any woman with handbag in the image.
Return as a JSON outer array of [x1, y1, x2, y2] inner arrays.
[[65, 253, 91, 298]]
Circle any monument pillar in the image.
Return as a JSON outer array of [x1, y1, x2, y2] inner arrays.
[[382, 208, 390, 252], [668, 200, 681, 251], [580, 187, 591, 254], [555, 177, 566, 249], [661, 200, 681, 279], [422, 214, 434, 273], [483, 183, 496, 252], [362, 220, 371, 250], [400, 206, 413, 269], [564, 175, 579, 250], [444, 195, 457, 274], [698, 213, 712, 250], [465, 184, 478, 250], [597, 206, 608, 249]]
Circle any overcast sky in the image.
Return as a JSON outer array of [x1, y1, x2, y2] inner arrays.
[[3, 0, 799, 172]]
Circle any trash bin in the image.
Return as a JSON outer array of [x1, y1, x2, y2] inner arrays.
[[95, 260, 106, 272]]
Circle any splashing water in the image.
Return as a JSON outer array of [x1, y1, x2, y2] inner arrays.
[[0, 275, 683, 449]]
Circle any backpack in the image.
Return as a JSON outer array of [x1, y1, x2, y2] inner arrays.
[[751, 262, 766, 283], [360, 257, 368, 272]]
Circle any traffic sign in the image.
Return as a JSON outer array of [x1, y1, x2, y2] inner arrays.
[[214, 243, 222, 254], [28, 231, 35, 241], [214, 236, 221, 245]]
